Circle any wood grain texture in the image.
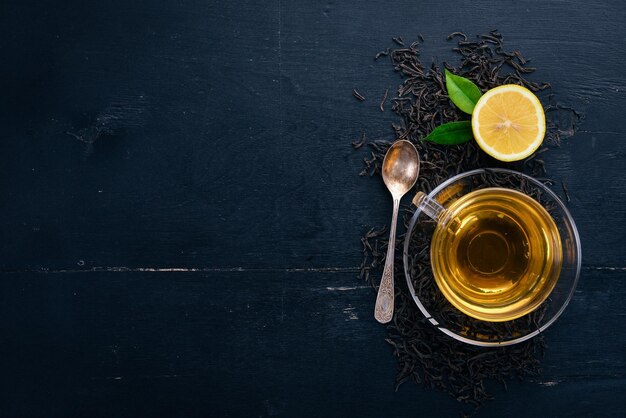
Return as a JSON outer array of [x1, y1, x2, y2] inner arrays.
[[0, 269, 624, 417], [1, 0, 625, 416], [1, 0, 625, 271]]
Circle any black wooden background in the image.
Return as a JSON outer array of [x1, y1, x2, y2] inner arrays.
[[1, 0, 625, 416]]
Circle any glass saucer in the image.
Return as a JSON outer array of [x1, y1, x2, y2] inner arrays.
[[402, 168, 581, 346]]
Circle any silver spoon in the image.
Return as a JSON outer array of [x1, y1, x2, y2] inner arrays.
[[374, 140, 420, 324]]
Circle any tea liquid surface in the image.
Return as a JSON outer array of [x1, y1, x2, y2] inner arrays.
[[431, 187, 562, 322]]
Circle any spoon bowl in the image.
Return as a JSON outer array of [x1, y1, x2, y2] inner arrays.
[[382, 142, 420, 196]]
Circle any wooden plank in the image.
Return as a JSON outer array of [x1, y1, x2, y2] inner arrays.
[[0, 268, 623, 416], [2, 0, 626, 416], [1, 0, 625, 272]]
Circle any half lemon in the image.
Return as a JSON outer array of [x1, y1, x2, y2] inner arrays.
[[472, 84, 546, 162]]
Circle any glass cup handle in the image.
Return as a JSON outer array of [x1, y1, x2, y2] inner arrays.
[[412, 191, 447, 221]]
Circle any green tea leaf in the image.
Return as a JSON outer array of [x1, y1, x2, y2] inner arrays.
[[423, 121, 473, 145], [445, 69, 482, 114]]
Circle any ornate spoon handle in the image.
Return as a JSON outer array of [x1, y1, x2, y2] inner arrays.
[[374, 198, 399, 324]]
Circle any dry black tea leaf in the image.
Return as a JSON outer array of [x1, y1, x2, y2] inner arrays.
[[352, 30, 583, 413]]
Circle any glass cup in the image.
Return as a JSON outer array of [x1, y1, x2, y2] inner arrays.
[[403, 168, 581, 346]]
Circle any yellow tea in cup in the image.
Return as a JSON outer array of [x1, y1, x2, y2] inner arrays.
[[429, 188, 562, 322]]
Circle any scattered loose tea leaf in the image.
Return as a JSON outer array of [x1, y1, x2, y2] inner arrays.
[[352, 89, 366, 101], [392, 36, 405, 46], [424, 120, 473, 145], [352, 29, 584, 412], [375, 48, 390, 60], [561, 180, 571, 202], [352, 131, 367, 149], [445, 69, 482, 114], [380, 88, 389, 112]]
